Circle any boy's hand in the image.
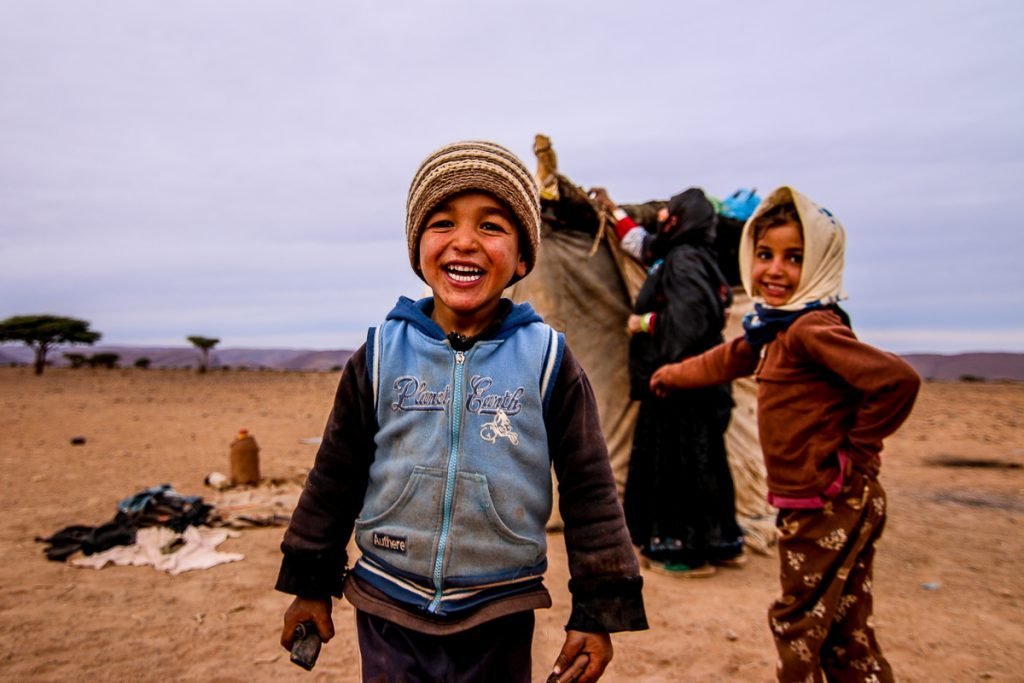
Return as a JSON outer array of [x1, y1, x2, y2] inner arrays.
[[549, 630, 612, 683], [281, 596, 334, 650], [650, 362, 682, 397], [626, 314, 645, 336]]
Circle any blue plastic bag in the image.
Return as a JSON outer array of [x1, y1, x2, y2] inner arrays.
[[720, 188, 762, 222]]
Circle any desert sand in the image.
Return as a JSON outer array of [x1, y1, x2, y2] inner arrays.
[[0, 367, 1021, 682]]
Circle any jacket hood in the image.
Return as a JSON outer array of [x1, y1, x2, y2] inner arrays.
[[739, 186, 847, 312], [385, 296, 544, 341]]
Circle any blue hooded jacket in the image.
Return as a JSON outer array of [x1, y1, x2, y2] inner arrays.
[[352, 296, 565, 616]]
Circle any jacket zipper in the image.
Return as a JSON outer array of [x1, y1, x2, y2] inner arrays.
[[428, 348, 465, 613], [754, 343, 769, 378]]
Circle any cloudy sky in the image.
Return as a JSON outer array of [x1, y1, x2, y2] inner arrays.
[[2, 1, 1021, 353]]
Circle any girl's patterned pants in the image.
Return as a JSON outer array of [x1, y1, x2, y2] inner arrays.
[[769, 468, 894, 683]]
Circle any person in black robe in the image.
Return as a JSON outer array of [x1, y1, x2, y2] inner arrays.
[[620, 188, 745, 576]]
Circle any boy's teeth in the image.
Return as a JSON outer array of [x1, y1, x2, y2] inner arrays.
[[447, 265, 483, 282]]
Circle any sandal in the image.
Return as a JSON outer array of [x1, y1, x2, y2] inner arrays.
[[642, 557, 717, 578]]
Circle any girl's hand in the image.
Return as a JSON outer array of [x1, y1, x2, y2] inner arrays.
[[650, 363, 682, 397], [626, 314, 645, 336], [549, 630, 613, 683]]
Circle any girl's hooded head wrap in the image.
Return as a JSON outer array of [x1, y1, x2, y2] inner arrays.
[[739, 185, 847, 312]]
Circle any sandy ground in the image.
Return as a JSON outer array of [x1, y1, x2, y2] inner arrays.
[[0, 367, 1021, 682]]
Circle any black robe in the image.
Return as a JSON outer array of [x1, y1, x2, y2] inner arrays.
[[623, 189, 744, 565]]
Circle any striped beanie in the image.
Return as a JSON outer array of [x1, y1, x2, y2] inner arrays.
[[406, 140, 541, 284]]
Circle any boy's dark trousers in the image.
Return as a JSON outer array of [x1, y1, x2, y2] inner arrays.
[[356, 609, 534, 683], [769, 468, 895, 683]]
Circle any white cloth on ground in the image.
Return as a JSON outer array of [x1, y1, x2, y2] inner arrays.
[[71, 526, 243, 575]]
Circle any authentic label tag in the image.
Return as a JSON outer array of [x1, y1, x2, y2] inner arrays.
[[372, 532, 408, 554]]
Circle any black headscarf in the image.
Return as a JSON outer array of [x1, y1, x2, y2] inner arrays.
[[642, 188, 717, 263]]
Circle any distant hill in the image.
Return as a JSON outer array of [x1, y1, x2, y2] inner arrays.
[[2, 345, 1022, 380], [0, 345, 352, 371], [901, 353, 1024, 382]]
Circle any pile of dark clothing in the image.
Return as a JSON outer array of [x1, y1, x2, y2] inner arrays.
[[36, 484, 213, 562]]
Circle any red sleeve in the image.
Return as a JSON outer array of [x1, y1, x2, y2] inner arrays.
[[660, 336, 758, 389], [614, 214, 639, 240]]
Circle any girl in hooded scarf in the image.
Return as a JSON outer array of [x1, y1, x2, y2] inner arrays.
[[650, 186, 920, 682], [609, 187, 746, 577]]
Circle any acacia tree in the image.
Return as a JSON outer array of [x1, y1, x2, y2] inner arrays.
[[187, 335, 219, 374], [0, 315, 101, 375]]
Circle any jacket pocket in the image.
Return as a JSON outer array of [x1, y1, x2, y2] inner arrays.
[[354, 466, 444, 580], [445, 472, 544, 581]]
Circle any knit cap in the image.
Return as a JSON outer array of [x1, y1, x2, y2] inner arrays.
[[406, 140, 541, 284]]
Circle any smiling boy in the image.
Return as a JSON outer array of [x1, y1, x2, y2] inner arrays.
[[416, 191, 527, 335], [277, 141, 647, 683]]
